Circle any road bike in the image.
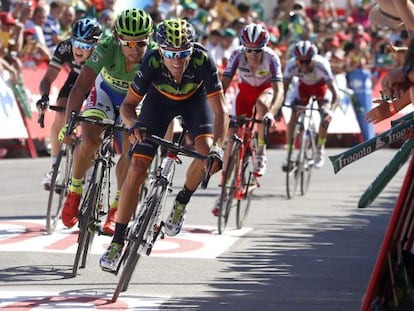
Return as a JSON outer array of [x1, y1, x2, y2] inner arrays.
[[216, 113, 269, 235], [36, 104, 75, 235], [284, 97, 319, 199], [111, 125, 209, 302], [65, 112, 127, 277]]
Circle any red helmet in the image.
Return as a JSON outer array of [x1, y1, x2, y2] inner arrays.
[[293, 40, 318, 59], [239, 23, 269, 48]]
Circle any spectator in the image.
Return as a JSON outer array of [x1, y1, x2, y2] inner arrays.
[[25, 6, 48, 48], [98, 8, 114, 38], [19, 27, 50, 67], [43, 1, 64, 56], [59, 5, 76, 41]]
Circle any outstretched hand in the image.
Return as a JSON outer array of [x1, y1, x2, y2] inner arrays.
[[365, 99, 394, 124]]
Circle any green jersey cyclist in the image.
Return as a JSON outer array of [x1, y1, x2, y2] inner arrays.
[[59, 9, 154, 235]]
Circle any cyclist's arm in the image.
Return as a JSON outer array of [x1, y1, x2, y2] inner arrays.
[[120, 88, 144, 128], [326, 80, 340, 111], [282, 79, 291, 103], [208, 90, 229, 148], [269, 80, 284, 115], [39, 65, 60, 96], [65, 66, 97, 122], [221, 75, 233, 93]]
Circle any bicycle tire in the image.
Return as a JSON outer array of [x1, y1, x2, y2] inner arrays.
[[300, 123, 316, 196], [72, 162, 103, 277], [112, 185, 162, 302], [286, 123, 302, 199], [218, 141, 240, 234], [46, 145, 73, 234], [236, 149, 255, 229]]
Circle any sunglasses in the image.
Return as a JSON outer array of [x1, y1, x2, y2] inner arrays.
[[245, 47, 264, 54], [297, 59, 312, 64], [71, 38, 96, 50], [160, 47, 193, 59], [119, 38, 148, 49]]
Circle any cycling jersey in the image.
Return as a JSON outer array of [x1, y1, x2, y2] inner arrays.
[[129, 43, 222, 158], [85, 35, 157, 96], [130, 43, 222, 100], [222, 46, 283, 116], [284, 54, 334, 104], [223, 46, 283, 87], [49, 39, 84, 99]]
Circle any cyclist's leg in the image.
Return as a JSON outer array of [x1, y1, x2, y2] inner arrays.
[[164, 98, 214, 236], [315, 91, 333, 168]]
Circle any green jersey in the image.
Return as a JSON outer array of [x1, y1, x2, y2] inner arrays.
[[85, 35, 156, 94]]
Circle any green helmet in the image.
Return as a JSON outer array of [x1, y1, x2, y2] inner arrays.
[[155, 18, 195, 49], [115, 9, 153, 37]]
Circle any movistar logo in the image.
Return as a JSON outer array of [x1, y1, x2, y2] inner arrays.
[[193, 52, 207, 67], [149, 55, 161, 68]]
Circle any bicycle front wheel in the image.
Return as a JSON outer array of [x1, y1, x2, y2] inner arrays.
[[46, 145, 73, 234], [217, 142, 240, 234], [72, 162, 103, 277], [286, 123, 302, 199], [112, 184, 163, 302], [236, 149, 255, 229], [301, 125, 316, 196]]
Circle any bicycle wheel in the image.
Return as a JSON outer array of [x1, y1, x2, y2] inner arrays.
[[300, 124, 317, 196], [236, 149, 255, 229], [217, 141, 240, 234], [112, 185, 162, 302], [72, 162, 103, 277], [46, 145, 73, 234], [286, 123, 302, 199]]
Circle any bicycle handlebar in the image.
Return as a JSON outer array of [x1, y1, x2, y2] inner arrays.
[[37, 105, 65, 128], [66, 111, 128, 136]]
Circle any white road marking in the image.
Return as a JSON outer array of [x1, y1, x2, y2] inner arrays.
[[0, 219, 250, 259]]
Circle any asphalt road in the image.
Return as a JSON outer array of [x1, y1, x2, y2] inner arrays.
[[0, 148, 408, 310]]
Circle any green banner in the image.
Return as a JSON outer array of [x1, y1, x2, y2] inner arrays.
[[358, 140, 414, 208], [329, 117, 414, 174]]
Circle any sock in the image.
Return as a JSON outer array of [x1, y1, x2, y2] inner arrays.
[[110, 190, 120, 209], [257, 138, 266, 155], [69, 177, 83, 195], [317, 138, 326, 150], [50, 156, 57, 167], [175, 186, 194, 205], [112, 222, 127, 245]]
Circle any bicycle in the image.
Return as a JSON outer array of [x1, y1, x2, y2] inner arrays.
[[284, 97, 319, 199], [65, 112, 128, 277], [215, 113, 270, 235], [111, 125, 210, 302], [36, 104, 75, 235]]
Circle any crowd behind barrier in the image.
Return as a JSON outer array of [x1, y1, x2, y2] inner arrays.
[[0, 0, 412, 158]]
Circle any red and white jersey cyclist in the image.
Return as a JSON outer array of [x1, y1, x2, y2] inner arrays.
[[220, 23, 284, 178], [282, 40, 340, 169]]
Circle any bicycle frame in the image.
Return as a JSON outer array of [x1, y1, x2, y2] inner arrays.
[[232, 118, 258, 200], [112, 127, 207, 302], [285, 97, 319, 199]]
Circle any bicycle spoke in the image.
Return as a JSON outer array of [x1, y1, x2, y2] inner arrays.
[[236, 151, 256, 229]]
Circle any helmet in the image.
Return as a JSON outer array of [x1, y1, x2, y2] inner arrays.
[[155, 18, 195, 49], [293, 40, 318, 59], [239, 23, 269, 48], [115, 9, 153, 37], [72, 17, 102, 42]]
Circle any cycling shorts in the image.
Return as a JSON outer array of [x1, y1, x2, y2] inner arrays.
[[235, 82, 273, 117], [130, 89, 214, 159]]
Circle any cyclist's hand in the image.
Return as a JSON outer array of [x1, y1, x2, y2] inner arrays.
[[206, 144, 224, 174], [58, 124, 76, 144], [263, 112, 276, 132], [128, 121, 146, 144], [36, 94, 49, 112]]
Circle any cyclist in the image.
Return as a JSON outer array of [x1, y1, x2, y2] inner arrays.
[[210, 23, 284, 216], [58, 9, 154, 235], [37, 17, 102, 190], [99, 18, 229, 273], [282, 40, 339, 169]]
